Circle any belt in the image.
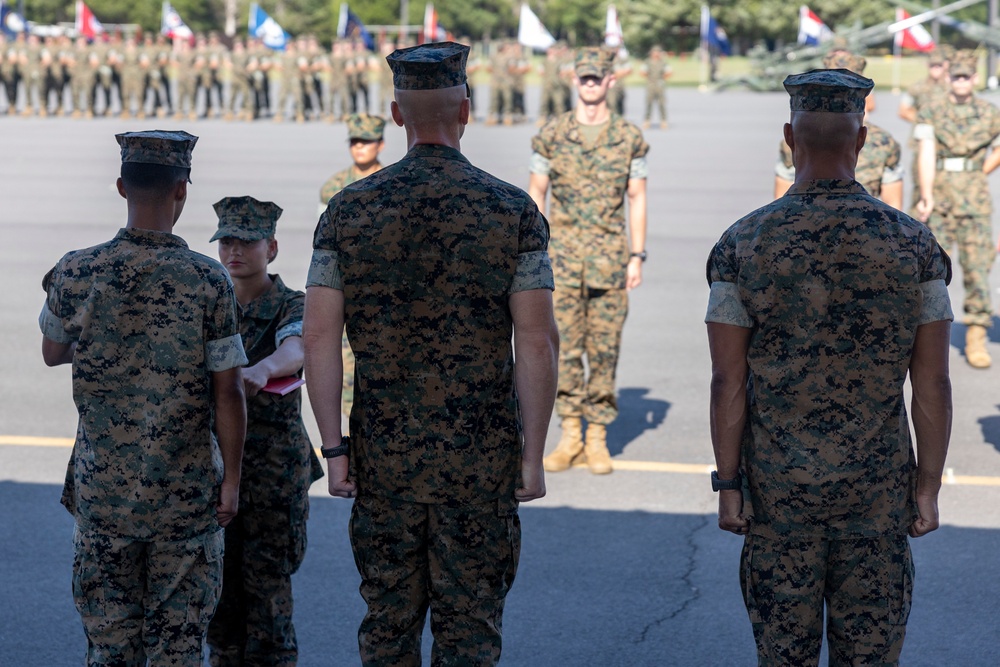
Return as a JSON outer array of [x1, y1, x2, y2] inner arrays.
[[937, 157, 981, 172]]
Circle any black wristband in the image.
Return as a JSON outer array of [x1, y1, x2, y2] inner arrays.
[[321, 436, 350, 459], [711, 470, 741, 492]]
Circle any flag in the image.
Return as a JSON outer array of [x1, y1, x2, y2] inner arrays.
[[338, 4, 375, 51], [423, 3, 448, 43], [249, 3, 290, 51], [75, 1, 105, 40], [604, 5, 627, 58], [797, 6, 832, 46], [1, 2, 27, 38], [894, 8, 935, 53], [518, 3, 555, 51], [700, 6, 731, 56], [161, 2, 193, 41]]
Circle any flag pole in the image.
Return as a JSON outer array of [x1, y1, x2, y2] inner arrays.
[[892, 9, 902, 94], [698, 6, 709, 92]]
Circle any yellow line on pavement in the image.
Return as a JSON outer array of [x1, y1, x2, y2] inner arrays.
[[3, 435, 1000, 487]]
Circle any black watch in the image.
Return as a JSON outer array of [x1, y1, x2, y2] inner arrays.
[[630, 250, 647, 262], [711, 470, 741, 492], [321, 436, 350, 459]]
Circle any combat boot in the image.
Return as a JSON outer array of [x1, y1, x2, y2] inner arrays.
[[965, 325, 992, 369], [584, 424, 613, 475], [543, 417, 585, 472]]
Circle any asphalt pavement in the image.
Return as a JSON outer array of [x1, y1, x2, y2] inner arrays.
[[1, 85, 998, 666]]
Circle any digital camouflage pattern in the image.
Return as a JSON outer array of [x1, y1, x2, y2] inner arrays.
[[777, 121, 901, 198], [531, 112, 647, 423], [309, 143, 553, 505], [210, 195, 281, 242], [948, 49, 978, 77], [706, 179, 953, 538], [643, 51, 670, 123], [206, 274, 322, 666], [574, 46, 614, 78], [822, 52, 866, 75], [116, 129, 197, 168], [349, 494, 520, 665], [784, 69, 872, 113], [346, 112, 386, 140], [741, 534, 912, 664], [318, 161, 388, 419], [40, 227, 247, 541], [915, 90, 1000, 327], [73, 526, 224, 667], [387, 42, 469, 90]]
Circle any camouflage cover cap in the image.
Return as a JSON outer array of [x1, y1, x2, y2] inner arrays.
[[929, 45, 954, 65], [822, 52, 867, 76], [575, 47, 615, 77], [784, 69, 873, 113], [346, 113, 386, 141], [949, 49, 978, 76], [115, 130, 197, 169], [387, 42, 469, 90], [210, 196, 283, 242]]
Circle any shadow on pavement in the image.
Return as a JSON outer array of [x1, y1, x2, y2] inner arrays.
[[608, 388, 671, 456]]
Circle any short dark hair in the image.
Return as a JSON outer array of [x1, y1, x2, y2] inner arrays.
[[120, 162, 191, 194]]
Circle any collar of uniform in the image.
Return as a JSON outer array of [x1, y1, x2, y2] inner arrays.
[[116, 227, 189, 249], [784, 179, 867, 196], [564, 113, 624, 147], [241, 274, 287, 320], [403, 143, 470, 164]]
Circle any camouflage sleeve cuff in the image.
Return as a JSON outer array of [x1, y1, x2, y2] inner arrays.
[[706, 282, 752, 328], [38, 303, 75, 344], [206, 334, 249, 372], [306, 249, 344, 290], [529, 152, 551, 176], [774, 160, 795, 182], [275, 321, 303, 347], [913, 124, 935, 142], [900, 92, 915, 107], [511, 250, 555, 294], [881, 163, 905, 184], [918, 279, 954, 325], [629, 157, 649, 180]]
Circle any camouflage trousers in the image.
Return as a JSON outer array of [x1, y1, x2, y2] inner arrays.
[[928, 213, 996, 327], [72, 525, 224, 667], [229, 76, 254, 115], [741, 533, 912, 666], [538, 83, 567, 119], [554, 285, 628, 424], [343, 332, 355, 424], [349, 493, 521, 666], [206, 500, 308, 667], [645, 87, 666, 123]]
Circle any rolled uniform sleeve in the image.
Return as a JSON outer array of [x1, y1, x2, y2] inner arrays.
[[511, 205, 554, 294], [274, 291, 305, 347], [39, 263, 78, 344], [529, 152, 551, 176], [205, 277, 248, 372], [918, 241, 954, 325], [629, 157, 648, 180], [307, 207, 344, 290], [705, 239, 753, 329]]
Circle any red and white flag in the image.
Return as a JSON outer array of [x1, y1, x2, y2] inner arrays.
[[894, 9, 935, 52], [75, 1, 104, 40], [423, 3, 447, 43]]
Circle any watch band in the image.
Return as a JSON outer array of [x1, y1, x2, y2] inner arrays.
[[321, 436, 351, 459], [630, 250, 647, 262], [711, 470, 741, 492]]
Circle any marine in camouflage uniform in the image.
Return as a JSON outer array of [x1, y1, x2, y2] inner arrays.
[[537, 42, 568, 124], [530, 47, 649, 475], [206, 197, 324, 667], [118, 37, 144, 119], [899, 47, 952, 208], [318, 114, 387, 426], [19, 34, 42, 116], [39, 131, 248, 666], [305, 43, 557, 666], [914, 50, 1000, 368], [641, 46, 671, 129], [226, 39, 255, 121], [68, 37, 96, 118], [707, 69, 953, 666], [174, 40, 199, 121], [0, 36, 18, 114], [775, 53, 904, 209]]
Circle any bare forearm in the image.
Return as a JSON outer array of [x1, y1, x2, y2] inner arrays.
[[918, 139, 936, 202], [983, 146, 1000, 175], [515, 328, 559, 465], [627, 182, 647, 253], [880, 180, 903, 211], [251, 336, 304, 380], [528, 173, 549, 217], [41, 338, 76, 367], [898, 105, 917, 123], [911, 376, 952, 490], [710, 373, 747, 479], [213, 370, 247, 486]]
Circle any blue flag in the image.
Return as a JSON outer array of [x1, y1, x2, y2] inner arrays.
[[248, 3, 289, 51], [700, 6, 731, 56], [1, 1, 27, 38], [337, 4, 375, 52]]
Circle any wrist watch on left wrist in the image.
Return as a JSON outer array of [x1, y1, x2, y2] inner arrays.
[[321, 435, 350, 459], [630, 250, 647, 262], [711, 470, 741, 492]]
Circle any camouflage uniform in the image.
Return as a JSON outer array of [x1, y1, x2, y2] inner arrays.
[[903, 55, 951, 207], [530, 111, 648, 425], [642, 49, 670, 127], [538, 46, 568, 121], [707, 70, 954, 665], [1, 44, 20, 113], [39, 132, 248, 666], [915, 76, 1000, 328], [118, 40, 144, 118], [776, 121, 902, 199], [308, 43, 553, 665]]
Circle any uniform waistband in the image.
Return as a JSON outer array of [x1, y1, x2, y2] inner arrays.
[[937, 157, 982, 172]]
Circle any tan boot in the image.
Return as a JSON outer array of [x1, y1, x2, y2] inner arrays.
[[965, 325, 992, 369], [543, 417, 585, 472], [584, 424, 613, 475]]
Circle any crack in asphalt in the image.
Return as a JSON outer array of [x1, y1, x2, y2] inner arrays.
[[633, 512, 711, 644]]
